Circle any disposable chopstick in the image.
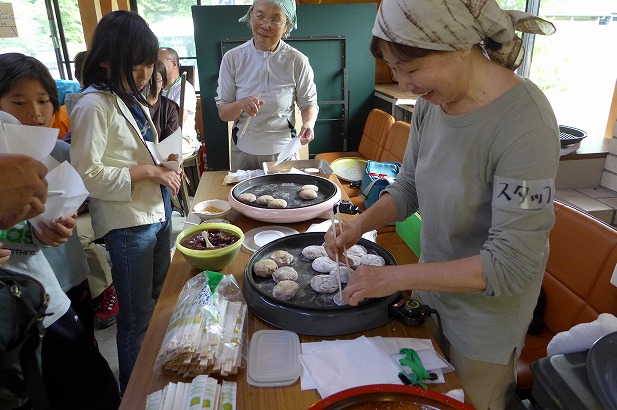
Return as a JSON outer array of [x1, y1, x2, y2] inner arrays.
[[337, 211, 350, 272], [329, 210, 344, 302], [238, 93, 261, 139]]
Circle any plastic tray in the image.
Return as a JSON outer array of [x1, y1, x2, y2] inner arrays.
[[247, 330, 302, 386]]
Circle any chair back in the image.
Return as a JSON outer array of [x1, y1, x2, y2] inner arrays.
[[380, 121, 410, 163], [544, 200, 617, 333], [357, 109, 395, 160], [516, 200, 617, 393]]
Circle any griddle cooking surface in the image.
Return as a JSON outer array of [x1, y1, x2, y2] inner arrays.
[[232, 174, 337, 209], [245, 232, 396, 310]]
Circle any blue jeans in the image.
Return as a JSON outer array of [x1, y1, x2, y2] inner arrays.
[[104, 219, 171, 392]]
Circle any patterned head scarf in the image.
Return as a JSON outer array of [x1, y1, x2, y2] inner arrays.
[[240, 0, 298, 37], [372, 0, 555, 70]]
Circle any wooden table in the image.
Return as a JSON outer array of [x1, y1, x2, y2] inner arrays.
[[120, 171, 463, 409]]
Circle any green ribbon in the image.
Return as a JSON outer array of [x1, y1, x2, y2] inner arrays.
[[398, 348, 430, 389]]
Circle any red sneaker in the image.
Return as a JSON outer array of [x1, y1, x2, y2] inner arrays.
[[93, 284, 119, 329]]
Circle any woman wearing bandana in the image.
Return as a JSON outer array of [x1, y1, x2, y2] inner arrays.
[[325, 0, 558, 407], [215, 0, 319, 171]]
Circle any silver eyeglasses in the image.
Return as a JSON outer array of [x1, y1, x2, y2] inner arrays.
[[251, 13, 286, 28]]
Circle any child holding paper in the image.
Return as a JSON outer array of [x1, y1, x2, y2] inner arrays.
[[0, 54, 121, 409], [68, 10, 182, 392]]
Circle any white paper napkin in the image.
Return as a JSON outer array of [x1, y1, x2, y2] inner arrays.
[[299, 336, 402, 398], [145, 127, 182, 171], [300, 337, 454, 394], [305, 220, 377, 242], [274, 137, 302, 166], [28, 160, 89, 232], [0, 122, 58, 160]]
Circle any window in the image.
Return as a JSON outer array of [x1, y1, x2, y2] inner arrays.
[[497, 0, 617, 137], [0, 0, 86, 80], [136, 0, 253, 92], [0, 0, 61, 77], [531, 0, 616, 137]]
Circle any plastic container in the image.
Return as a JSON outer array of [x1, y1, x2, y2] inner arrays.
[[247, 330, 302, 387], [395, 212, 422, 258]]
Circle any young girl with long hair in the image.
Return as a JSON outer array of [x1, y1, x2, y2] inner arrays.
[[69, 10, 182, 392], [0, 52, 121, 409]]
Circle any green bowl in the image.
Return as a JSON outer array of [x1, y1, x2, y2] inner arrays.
[[175, 222, 244, 272]]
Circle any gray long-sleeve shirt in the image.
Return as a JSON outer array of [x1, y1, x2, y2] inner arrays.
[[384, 79, 560, 364]]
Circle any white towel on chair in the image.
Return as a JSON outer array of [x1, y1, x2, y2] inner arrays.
[[547, 313, 617, 356]]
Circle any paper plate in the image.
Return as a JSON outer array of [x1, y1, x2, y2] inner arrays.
[[330, 157, 367, 182], [242, 226, 299, 253]]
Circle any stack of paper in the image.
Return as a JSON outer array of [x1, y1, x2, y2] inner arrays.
[[0, 122, 89, 231], [145, 127, 182, 171], [299, 336, 454, 398], [222, 169, 265, 184], [305, 220, 377, 242]]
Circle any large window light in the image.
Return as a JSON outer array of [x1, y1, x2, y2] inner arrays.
[[136, 0, 253, 92], [531, 0, 616, 137], [498, 0, 617, 138], [1, 0, 615, 139]]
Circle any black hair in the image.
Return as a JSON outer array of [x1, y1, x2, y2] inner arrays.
[[73, 51, 87, 83], [0, 52, 60, 114], [155, 60, 168, 88], [82, 10, 158, 106], [370, 36, 439, 61], [146, 60, 168, 101]]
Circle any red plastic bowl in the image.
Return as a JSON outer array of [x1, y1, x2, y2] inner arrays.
[[308, 384, 474, 410]]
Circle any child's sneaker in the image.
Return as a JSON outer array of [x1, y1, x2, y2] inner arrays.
[[93, 284, 119, 329]]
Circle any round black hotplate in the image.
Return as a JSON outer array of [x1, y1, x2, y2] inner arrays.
[[243, 232, 400, 336], [231, 174, 337, 210]]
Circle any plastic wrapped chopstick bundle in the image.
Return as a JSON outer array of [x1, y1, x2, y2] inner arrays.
[[154, 271, 248, 377], [145, 376, 236, 410], [218, 381, 237, 410]]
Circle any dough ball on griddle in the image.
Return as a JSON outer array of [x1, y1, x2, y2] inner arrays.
[[301, 184, 319, 192], [302, 245, 328, 260], [270, 250, 294, 267], [272, 280, 300, 301], [299, 189, 318, 200], [312, 256, 339, 273], [254, 259, 278, 278], [345, 244, 368, 259], [238, 192, 256, 203], [272, 266, 298, 283], [310, 275, 339, 294], [329, 266, 354, 284], [256, 195, 274, 205], [268, 198, 288, 208], [360, 253, 386, 266], [341, 254, 361, 269]]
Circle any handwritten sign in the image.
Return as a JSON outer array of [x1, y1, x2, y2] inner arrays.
[[493, 175, 554, 209], [0, 3, 17, 38]]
